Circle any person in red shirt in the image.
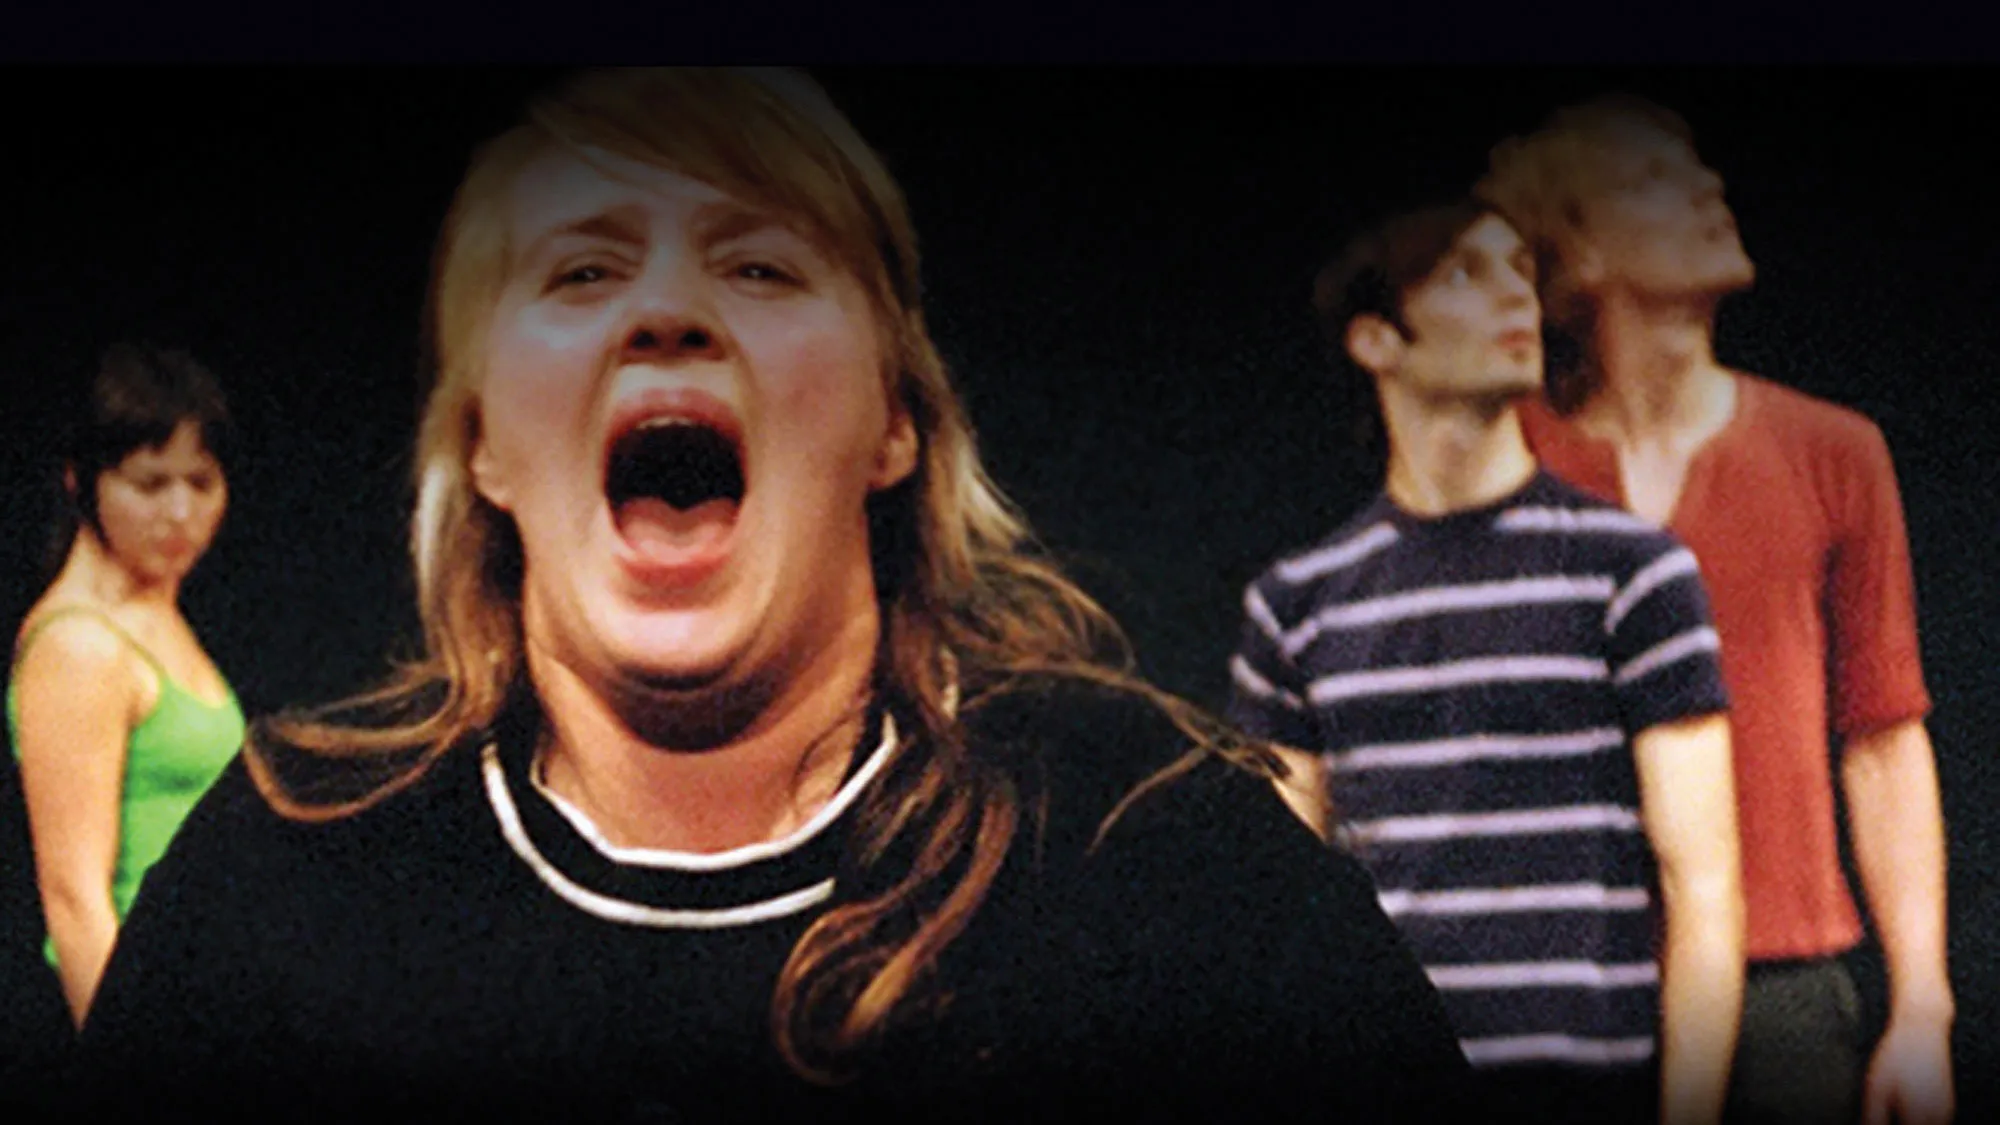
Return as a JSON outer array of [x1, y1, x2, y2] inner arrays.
[[1474, 95, 1953, 1125]]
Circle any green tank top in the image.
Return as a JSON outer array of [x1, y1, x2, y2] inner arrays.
[[7, 606, 247, 967]]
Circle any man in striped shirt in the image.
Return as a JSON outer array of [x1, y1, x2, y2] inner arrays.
[[1228, 200, 1744, 1125]]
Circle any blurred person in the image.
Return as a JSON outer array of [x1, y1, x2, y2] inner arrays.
[[1479, 94, 1952, 1125], [9, 343, 244, 1029], [1229, 200, 1743, 1125]]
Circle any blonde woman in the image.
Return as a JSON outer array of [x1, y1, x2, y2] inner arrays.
[[74, 69, 1466, 1120]]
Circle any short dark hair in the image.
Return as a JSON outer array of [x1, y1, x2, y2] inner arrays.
[[58, 342, 236, 541], [1308, 199, 1499, 471], [1312, 198, 1499, 356]]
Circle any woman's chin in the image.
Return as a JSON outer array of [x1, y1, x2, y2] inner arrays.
[[596, 606, 757, 691], [602, 654, 778, 750]]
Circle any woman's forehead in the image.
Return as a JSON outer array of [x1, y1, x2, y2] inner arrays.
[[506, 145, 734, 240], [500, 143, 837, 265], [118, 422, 219, 471]]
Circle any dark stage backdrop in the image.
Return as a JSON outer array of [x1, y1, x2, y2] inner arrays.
[[2, 69, 1996, 1109]]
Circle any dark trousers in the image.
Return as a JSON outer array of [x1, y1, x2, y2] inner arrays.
[[1723, 957, 1866, 1125], [1469, 1062, 1657, 1125]]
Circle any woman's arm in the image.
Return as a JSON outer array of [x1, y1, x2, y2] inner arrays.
[[13, 616, 137, 1026], [67, 755, 299, 1114]]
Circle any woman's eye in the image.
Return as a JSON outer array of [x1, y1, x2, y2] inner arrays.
[[556, 264, 610, 287], [734, 261, 797, 284], [546, 258, 630, 293]]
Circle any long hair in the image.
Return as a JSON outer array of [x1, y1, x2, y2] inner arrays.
[[1474, 94, 1696, 414], [247, 68, 1275, 1082]]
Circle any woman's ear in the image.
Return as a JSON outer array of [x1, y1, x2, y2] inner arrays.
[[869, 402, 919, 492], [468, 426, 516, 512]]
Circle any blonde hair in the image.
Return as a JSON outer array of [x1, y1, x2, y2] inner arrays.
[[248, 68, 1272, 1081], [1474, 93, 1695, 411]]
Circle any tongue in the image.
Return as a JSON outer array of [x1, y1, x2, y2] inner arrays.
[[613, 496, 737, 563]]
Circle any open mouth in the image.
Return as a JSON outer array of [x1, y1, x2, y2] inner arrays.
[[604, 413, 746, 579]]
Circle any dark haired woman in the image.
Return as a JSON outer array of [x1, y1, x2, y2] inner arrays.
[[8, 343, 244, 1028]]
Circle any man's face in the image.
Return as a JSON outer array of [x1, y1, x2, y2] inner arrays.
[[1569, 120, 1756, 301], [1359, 213, 1543, 404]]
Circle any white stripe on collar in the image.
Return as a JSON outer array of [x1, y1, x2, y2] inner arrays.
[[482, 743, 840, 929], [522, 712, 900, 872], [484, 740, 836, 924]]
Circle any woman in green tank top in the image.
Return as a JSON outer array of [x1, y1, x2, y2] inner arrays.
[[8, 344, 244, 1029]]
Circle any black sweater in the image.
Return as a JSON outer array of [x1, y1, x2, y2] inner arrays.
[[65, 679, 1469, 1122]]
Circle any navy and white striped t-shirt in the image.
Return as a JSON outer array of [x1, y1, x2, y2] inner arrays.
[[1226, 470, 1728, 1071]]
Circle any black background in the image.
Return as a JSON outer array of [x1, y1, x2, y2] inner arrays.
[[3, 68, 1997, 1110]]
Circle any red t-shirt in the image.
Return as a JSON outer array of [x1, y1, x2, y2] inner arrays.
[[1520, 373, 1932, 960]]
